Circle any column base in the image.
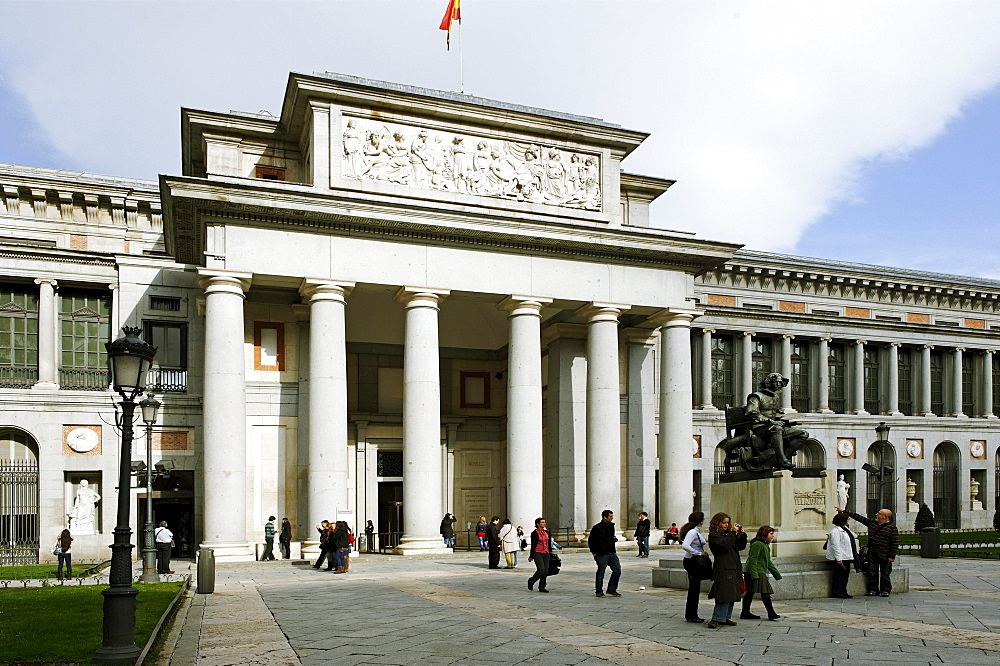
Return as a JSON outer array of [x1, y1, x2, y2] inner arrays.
[[301, 540, 322, 557], [781, 407, 796, 414], [949, 413, 969, 419], [32, 381, 59, 390], [198, 542, 255, 562], [391, 537, 453, 556], [850, 410, 870, 416], [985, 414, 998, 420], [815, 408, 834, 414], [921, 412, 936, 417], [889, 411, 904, 417], [698, 404, 720, 411]]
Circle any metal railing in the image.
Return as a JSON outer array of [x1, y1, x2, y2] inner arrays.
[[146, 366, 188, 393], [59, 368, 108, 391], [0, 459, 39, 565], [0, 366, 38, 388]]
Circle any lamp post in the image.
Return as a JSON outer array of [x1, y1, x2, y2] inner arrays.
[[875, 422, 892, 511], [138, 395, 161, 584], [93, 326, 155, 665]]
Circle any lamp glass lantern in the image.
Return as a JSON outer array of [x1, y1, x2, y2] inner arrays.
[[875, 421, 891, 442], [140, 395, 161, 426], [106, 326, 156, 400]]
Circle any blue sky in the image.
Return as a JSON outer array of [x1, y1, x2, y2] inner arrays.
[[1, 1, 999, 279]]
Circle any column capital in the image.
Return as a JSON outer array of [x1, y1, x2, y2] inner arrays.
[[890, 342, 902, 347], [623, 327, 659, 345], [820, 336, 832, 342], [855, 340, 867, 346], [576, 301, 629, 322], [393, 286, 450, 308], [742, 330, 755, 338], [955, 347, 966, 353], [299, 278, 355, 302], [649, 306, 702, 327], [196, 269, 252, 295], [701, 328, 715, 334], [923, 344, 935, 350], [782, 333, 794, 340], [987, 349, 997, 355], [34, 277, 58, 287], [497, 295, 552, 316]]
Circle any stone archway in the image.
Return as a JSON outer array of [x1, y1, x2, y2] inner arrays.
[[0, 427, 40, 564], [933, 441, 961, 529]]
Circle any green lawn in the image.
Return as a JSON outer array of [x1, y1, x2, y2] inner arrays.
[[0, 582, 184, 664], [0, 564, 106, 580]]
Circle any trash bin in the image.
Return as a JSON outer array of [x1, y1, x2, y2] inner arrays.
[[920, 527, 940, 559], [197, 548, 216, 594]]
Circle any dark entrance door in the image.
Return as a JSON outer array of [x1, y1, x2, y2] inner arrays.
[[377, 481, 403, 550]]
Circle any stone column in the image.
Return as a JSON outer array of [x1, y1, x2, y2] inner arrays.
[[740, 331, 754, 400], [888, 343, 902, 416], [625, 329, 658, 520], [817, 337, 832, 413], [354, 420, 369, 540], [952, 347, 966, 417], [197, 270, 254, 561], [499, 296, 551, 532], [394, 287, 451, 554], [984, 351, 996, 419], [780, 334, 793, 412], [852, 340, 868, 415], [699, 329, 715, 409], [33, 278, 58, 389], [655, 308, 700, 528], [578, 302, 629, 529], [920, 345, 934, 416], [299, 280, 355, 533], [444, 423, 460, 514]]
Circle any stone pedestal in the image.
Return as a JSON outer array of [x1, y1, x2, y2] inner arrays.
[[710, 470, 832, 557]]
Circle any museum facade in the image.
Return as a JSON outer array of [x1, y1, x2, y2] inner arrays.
[[1, 72, 997, 564]]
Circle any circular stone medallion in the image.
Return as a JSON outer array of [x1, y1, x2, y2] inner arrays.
[[67, 427, 99, 453]]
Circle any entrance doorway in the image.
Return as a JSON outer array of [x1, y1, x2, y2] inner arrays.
[[0, 429, 39, 565], [378, 481, 403, 550], [933, 442, 960, 529], [136, 470, 195, 558]]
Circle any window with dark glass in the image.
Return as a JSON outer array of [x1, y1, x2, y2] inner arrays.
[[962, 353, 975, 415], [143, 322, 188, 392], [828, 343, 846, 413], [0, 284, 39, 388], [751, 338, 773, 391], [897, 348, 913, 416], [59, 289, 110, 390], [711, 335, 734, 409], [994, 353, 1000, 416], [790, 342, 809, 412], [863, 347, 880, 414], [930, 350, 944, 415]]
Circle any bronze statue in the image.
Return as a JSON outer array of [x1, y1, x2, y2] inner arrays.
[[719, 372, 821, 473]]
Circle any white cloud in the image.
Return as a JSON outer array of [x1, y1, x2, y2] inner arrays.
[[2, 1, 1000, 253]]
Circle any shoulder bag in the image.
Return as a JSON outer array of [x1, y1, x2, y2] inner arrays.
[[690, 532, 713, 580], [547, 553, 562, 576], [53, 543, 62, 556]]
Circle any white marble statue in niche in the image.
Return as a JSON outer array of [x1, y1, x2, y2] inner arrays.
[[341, 117, 602, 210], [68, 479, 101, 534], [836, 474, 850, 509]]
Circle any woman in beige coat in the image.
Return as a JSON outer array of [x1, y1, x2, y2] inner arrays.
[[499, 519, 518, 568]]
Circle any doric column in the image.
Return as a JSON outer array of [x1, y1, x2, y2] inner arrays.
[[780, 334, 793, 412], [299, 279, 355, 533], [33, 278, 58, 389], [852, 340, 868, 415], [699, 328, 715, 409], [578, 302, 629, 529], [354, 420, 369, 540], [499, 296, 551, 532], [197, 270, 254, 561], [888, 343, 902, 416], [920, 345, 934, 416], [817, 337, 832, 413], [444, 423, 459, 514], [625, 328, 658, 521], [394, 287, 451, 554], [951, 347, 966, 417], [655, 308, 701, 528], [984, 351, 996, 419], [740, 331, 754, 400]]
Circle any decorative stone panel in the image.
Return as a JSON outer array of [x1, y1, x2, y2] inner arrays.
[[844, 307, 870, 319], [964, 318, 986, 329], [63, 425, 102, 455], [907, 312, 931, 324], [706, 294, 737, 307], [779, 300, 806, 313]]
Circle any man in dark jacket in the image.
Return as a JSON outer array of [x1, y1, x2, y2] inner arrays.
[[588, 509, 621, 597], [839, 506, 899, 596], [634, 512, 651, 558], [486, 516, 502, 569]]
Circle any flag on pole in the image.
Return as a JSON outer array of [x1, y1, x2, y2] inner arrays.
[[439, 0, 461, 50]]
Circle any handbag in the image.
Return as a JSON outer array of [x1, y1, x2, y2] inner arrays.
[[691, 554, 714, 580], [547, 553, 562, 576], [170, 539, 176, 547], [348, 533, 356, 545], [53, 544, 62, 556]]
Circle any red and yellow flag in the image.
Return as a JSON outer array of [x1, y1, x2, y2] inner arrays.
[[439, 0, 461, 50]]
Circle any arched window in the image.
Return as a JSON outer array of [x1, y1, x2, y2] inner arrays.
[[0, 428, 40, 565], [932, 441, 960, 529]]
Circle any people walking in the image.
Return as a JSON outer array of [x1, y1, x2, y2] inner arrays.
[[679, 511, 708, 623], [365, 520, 375, 552], [705, 512, 747, 628], [476, 516, 488, 550], [327, 521, 351, 573], [838, 506, 899, 596], [634, 512, 651, 558], [499, 519, 518, 568], [440, 513, 457, 547], [527, 517, 552, 593], [279, 517, 292, 559], [517, 525, 526, 550], [55, 529, 73, 579], [588, 509, 621, 597], [312, 520, 333, 569], [261, 516, 277, 560], [741, 525, 781, 620], [486, 516, 502, 569], [154, 521, 175, 574], [827, 512, 861, 598]]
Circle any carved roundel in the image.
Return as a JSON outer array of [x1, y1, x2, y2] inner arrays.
[[836, 438, 855, 459], [970, 440, 986, 459], [906, 440, 923, 459], [67, 427, 99, 453], [692, 436, 701, 458]]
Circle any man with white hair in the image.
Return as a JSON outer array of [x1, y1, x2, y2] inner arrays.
[[837, 506, 899, 597]]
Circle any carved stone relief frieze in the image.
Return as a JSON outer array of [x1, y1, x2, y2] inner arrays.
[[339, 116, 602, 211]]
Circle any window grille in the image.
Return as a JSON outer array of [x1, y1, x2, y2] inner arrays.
[[59, 289, 110, 390], [149, 296, 181, 312], [828, 343, 846, 413], [711, 335, 733, 409]]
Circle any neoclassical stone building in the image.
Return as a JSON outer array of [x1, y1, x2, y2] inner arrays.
[[0, 72, 997, 564]]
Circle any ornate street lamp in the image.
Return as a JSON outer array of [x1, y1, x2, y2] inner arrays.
[[93, 326, 155, 664], [138, 395, 161, 584], [875, 422, 892, 511]]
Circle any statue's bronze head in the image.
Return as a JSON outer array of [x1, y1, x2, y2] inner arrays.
[[761, 372, 789, 391]]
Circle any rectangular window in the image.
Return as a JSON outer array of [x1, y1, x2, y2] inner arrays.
[[711, 335, 734, 409], [460, 371, 491, 409], [863, 347, 880, 414], [253, 322, 285, 371], [828, 343, 846, 414], [898, 348, 913, 416], [143, 321, 188, 392], [930, 350, 944, 415], [751, 338, 773, 392], [149, 296, 181, 312], [59, 288, 110, 390], [994, 354, 1000, 417], [0, 283, 39, 387], [790, 342, 809, 413], [962, 354, 975, 415], [255, 166, 286, 181]]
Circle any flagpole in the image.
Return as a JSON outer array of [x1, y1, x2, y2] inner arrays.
[[459, 15, 464, 93]]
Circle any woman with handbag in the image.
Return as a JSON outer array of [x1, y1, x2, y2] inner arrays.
[[826, 512, 860, 598], [679, 511, 709, 623], [55, 529, 73, 579], [527, 517, 553, 593], [741, 525, 781, 620], [706, 512, 747, 629]]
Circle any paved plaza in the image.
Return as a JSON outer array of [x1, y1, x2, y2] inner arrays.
[[157, 551, 1000, 665]]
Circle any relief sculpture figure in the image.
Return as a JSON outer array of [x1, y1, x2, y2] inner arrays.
[[383, 132, 412, 184], [451, 137, 469, 192], [342, 119, 364, 179]]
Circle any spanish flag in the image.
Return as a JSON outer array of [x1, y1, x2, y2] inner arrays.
[[439, 0, 461, 50]]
